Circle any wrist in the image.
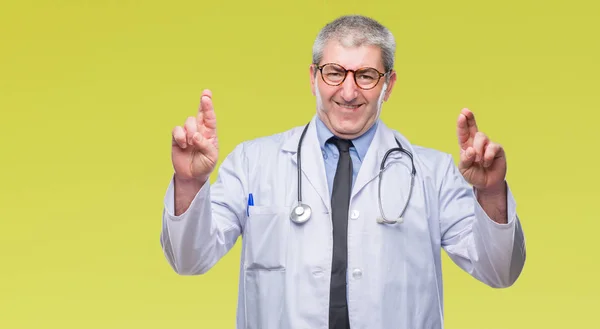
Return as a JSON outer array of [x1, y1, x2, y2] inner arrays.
[[173, 174, 207, 216], [476, 181, 507, 198], [174, 174, 208, 189]]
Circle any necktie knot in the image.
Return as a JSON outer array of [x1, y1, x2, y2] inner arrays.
[[328, 137, 353, 153]]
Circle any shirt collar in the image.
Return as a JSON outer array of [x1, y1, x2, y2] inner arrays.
[[315, 114, 378, 162]]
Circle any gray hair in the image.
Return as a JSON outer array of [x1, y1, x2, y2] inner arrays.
[[312, 15, 396, 74]]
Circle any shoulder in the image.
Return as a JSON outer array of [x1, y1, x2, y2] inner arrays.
[[225, 124, 304, 161], [412, 145, 454, 172], [382, 124, 456, 182], [243, 126, 302, 149], [240, 125, 302, 152]]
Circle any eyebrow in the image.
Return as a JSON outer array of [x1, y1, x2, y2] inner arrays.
[[326, 63, 381, 70]]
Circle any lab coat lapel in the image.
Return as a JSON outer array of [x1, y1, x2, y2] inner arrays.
[[352, 121, 404, 200], [282, 117, 331, 213]]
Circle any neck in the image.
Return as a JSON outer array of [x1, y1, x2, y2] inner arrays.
[[316, 112, 377, 140]]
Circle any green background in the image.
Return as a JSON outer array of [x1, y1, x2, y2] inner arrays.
[[1, 0, 598, 328]]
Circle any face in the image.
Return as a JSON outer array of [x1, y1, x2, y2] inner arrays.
[[310, 40, 397, 139]]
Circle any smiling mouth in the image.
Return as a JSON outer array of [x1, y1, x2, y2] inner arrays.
[[335, 101, 363, 110]]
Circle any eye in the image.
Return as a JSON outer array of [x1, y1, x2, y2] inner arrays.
[[357, 75, 375, 81]]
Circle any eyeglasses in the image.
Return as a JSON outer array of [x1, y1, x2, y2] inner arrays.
[[314, 63, 388, 90]]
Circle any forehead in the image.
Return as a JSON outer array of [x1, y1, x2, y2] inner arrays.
[[320, 39, 384, 71]]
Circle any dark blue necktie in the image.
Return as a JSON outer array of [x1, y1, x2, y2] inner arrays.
[[327, 137, 353, 329]]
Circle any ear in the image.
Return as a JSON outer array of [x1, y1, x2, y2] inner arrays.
[[383, 70, 397, 101], [309, 64, 317, 96]]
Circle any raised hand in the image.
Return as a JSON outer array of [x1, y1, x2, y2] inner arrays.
[[456, 108, 506, 193], [171, 89, 219, 184]]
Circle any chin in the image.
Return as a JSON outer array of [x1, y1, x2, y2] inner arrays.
[[318, 105, 372, 137], [331, 119, 364, 136]]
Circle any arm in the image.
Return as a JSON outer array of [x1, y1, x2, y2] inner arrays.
[[173, 177, 206, 216], [160, 143, 248, 276], [439, 154, 526, 288], [161, 89, 249, 275], [475, 182, 508, 225]]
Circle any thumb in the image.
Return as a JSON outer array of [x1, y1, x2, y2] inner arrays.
[[459, 146, 476, 170], [192, 132, 218, 160]]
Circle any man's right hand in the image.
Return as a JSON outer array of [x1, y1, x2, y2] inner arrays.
[[171, 89, 219, 186]]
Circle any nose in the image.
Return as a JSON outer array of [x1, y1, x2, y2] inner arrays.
[[340, 72, 358, 103]]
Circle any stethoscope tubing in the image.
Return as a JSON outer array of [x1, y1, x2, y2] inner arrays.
[[291, 122, 417, 225]]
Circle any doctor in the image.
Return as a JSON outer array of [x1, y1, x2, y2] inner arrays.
[[161, 15, 526, 329]]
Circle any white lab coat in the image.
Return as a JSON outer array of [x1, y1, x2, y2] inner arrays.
[[160, 116, 526, 329]]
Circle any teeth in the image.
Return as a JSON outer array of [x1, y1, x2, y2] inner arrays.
[[339, 103, 360, 109]]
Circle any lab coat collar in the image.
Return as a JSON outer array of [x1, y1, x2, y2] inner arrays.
[[352, 119, 409, 200], [313, 115, 377, 162], [282, 116, 331, 213], [281, 116, 412, 211]]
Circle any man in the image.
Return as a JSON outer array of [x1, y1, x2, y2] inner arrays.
[[161, 15, 526, 329]]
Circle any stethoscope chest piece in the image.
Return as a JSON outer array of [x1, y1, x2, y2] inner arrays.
[[290, 204, 312, 224]]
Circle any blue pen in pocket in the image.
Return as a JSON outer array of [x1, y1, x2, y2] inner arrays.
[[247, 193, 254, 216]]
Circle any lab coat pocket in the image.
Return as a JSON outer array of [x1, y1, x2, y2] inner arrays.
[[244, 206, 290, 271], [244, 268, 286, 329]]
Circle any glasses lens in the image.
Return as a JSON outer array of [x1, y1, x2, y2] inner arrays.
[[354, 68, 380, 89], [321, 64, 346, 85]]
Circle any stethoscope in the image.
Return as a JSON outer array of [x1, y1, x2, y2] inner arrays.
[[290, 122, 417, 225]]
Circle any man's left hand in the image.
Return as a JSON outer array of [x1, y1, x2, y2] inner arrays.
[[456, 108, 507, 194]]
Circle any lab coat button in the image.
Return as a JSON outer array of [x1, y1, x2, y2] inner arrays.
[[350, 210, 360, 220], [312, 267, 324, 277], [352, 268, 362, 279]]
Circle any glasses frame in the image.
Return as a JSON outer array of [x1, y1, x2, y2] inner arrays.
[[314, 63, 389, 90]]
